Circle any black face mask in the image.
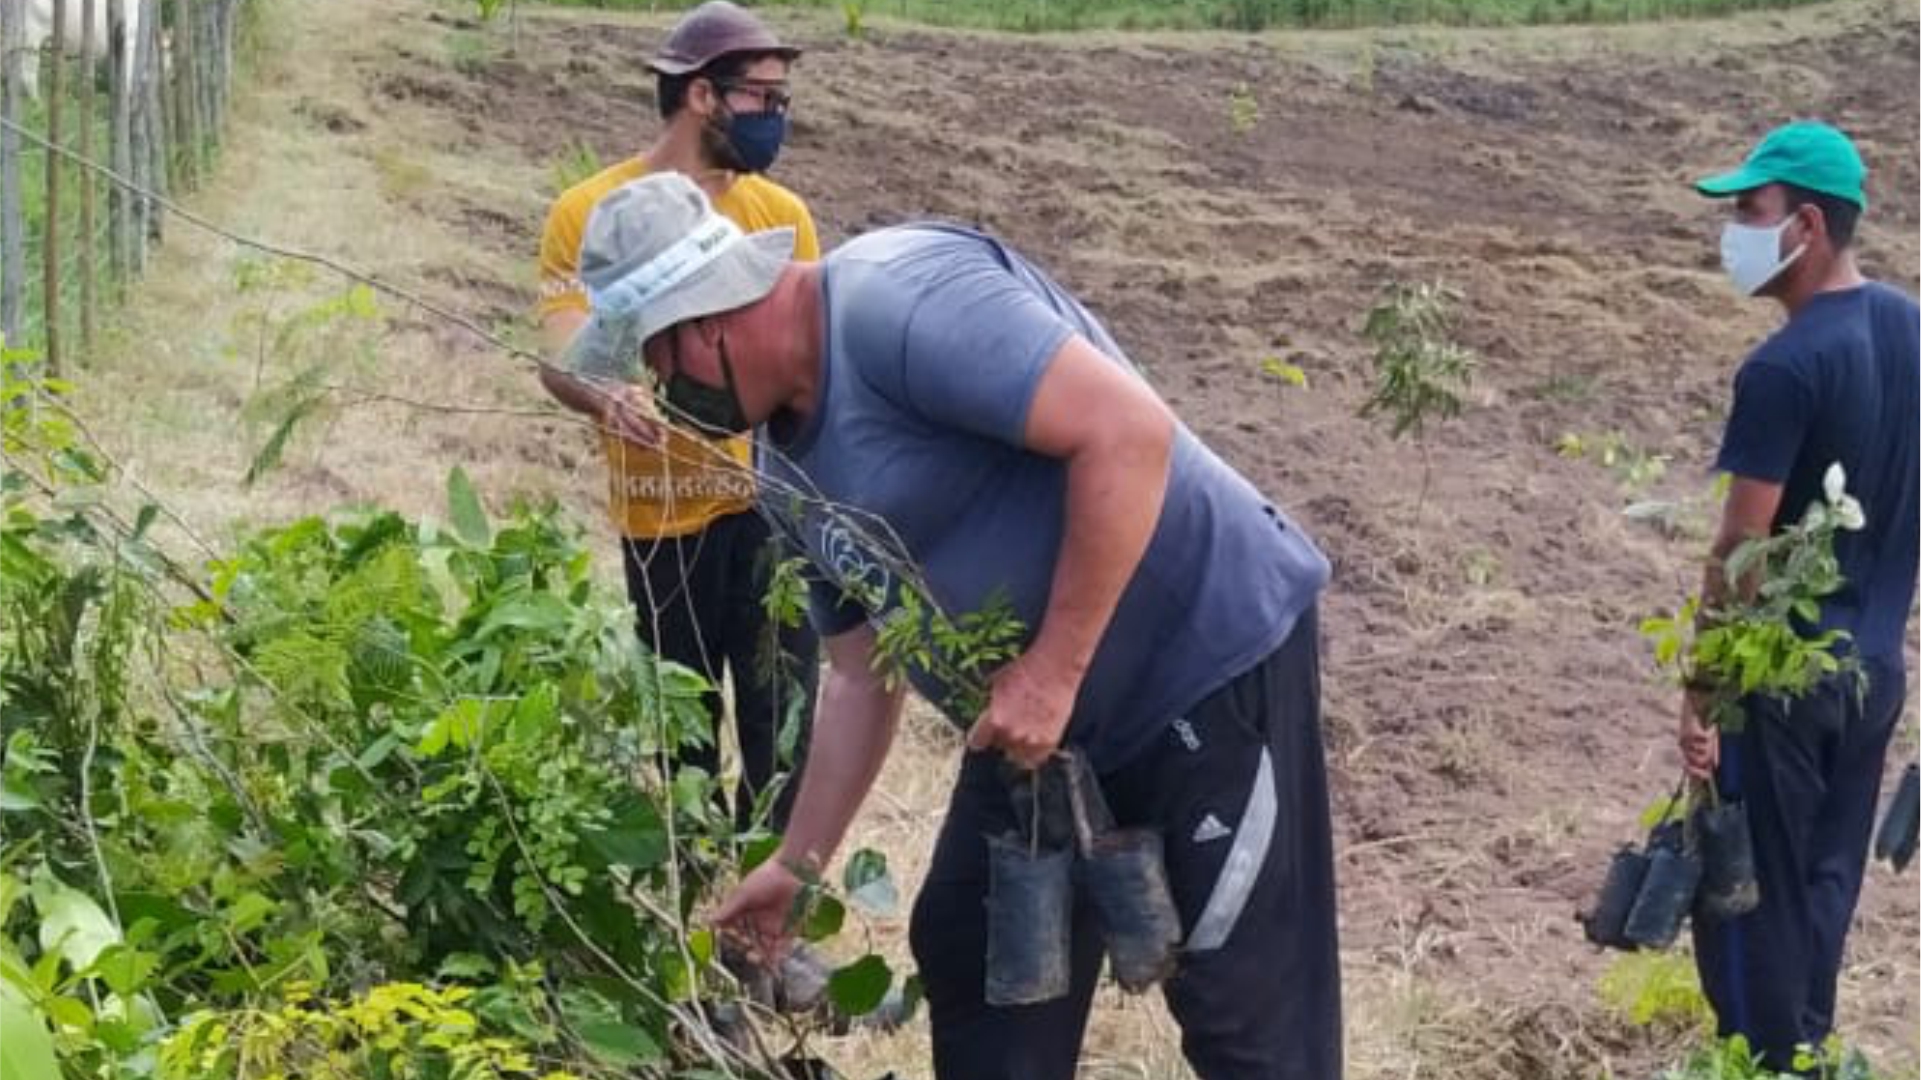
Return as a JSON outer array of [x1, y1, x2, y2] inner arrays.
[[660, 328, 751, 437]]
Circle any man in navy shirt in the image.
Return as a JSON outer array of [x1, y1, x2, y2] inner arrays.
[[1682, 120, 1919, 1069]]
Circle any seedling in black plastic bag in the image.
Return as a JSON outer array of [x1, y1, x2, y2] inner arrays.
[[1875, 762, 1918, 873]]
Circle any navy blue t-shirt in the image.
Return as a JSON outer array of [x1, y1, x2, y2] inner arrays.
[[1715, 282, 1920, 666]]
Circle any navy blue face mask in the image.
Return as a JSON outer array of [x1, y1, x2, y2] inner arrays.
[[717, 108, 788, 174]]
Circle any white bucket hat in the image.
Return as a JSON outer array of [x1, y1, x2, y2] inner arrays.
[[562, 172, 794, 379]]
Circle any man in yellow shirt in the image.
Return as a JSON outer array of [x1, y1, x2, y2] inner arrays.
[[534, 1, 819, 829]]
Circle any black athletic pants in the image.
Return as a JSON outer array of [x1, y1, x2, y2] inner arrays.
[[909, 608, 1343, 1080], [620, 510, 819, 830], [1693, 655, 1906, 1072]]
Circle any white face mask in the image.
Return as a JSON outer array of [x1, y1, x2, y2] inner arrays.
[[1719, 215, 1806, 297]]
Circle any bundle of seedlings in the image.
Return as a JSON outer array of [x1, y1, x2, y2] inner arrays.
[[1586, 464, 1866, 950]]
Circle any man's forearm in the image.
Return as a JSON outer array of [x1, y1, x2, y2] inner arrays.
[[777, 659, 903, 874], [537, 310, 604, 418], [1029, 428, 1172, 678], [539, 364, 608, 419]]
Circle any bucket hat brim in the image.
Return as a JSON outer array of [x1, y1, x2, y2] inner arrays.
[[561, 226, 794, 381]]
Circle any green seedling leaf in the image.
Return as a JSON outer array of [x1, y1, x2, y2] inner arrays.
[[583, 796, 668, 871], [447, 466, 492, 547], [418, 698, 489, 757], [687, 929, 716, 967], [0, 778, 38, 813], [32, 873, 120, 972], [843, 848, 899, 917], [223, 891, 278, 936], [576, 1017, 662, 1066], [474, 592, 573, 639], [437, 952, 497, 981], [1638, 792, 1682, 831], [562, 986, 662, 1066], [1262, 358, 1308, 388], [799, 893, 845, 942], [356, 731, 402, 771], [0, 981, 58, 1080], [827, 954, 892, 1016], [244, 393, 324, 488], [88, 945, 159, 999]]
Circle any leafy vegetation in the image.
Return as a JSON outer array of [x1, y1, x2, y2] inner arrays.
[[1555, 429, 1670, 495], [1641, 464, 1864, 732], [0, 347, 902, 1079], [1226, 83, 1261, 135], [766, 557, 1025, 726], [549, 139, 605, 197], [1658, 1035, 1887, 1080], [227, 265, 387, 486], [1598, 952, 1711, 1031]]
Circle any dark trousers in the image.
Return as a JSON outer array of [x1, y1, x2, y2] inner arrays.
[[909, 609, 1342, 1080], [1693, 656, 1906, 1071], [621, 510, 818, 830]]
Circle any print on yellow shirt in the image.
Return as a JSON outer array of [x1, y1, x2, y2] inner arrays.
[[537, 157, 821, 538]]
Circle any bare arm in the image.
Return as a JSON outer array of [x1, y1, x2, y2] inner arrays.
[[538, 307, 662, 443], [1679, 474, 1787, 778], [713, 624, 903, 956], [1702, 476, 1786, 607], [537, 309, 604, 417], [776, 624, 905, 872], [966, 335, 1177, 768]]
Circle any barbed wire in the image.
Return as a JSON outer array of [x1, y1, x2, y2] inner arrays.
[[0, 109, 981, 699]]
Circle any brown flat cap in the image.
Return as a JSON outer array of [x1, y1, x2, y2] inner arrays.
[[648, 2, 801, 76]]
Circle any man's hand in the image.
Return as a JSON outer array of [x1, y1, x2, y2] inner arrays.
[[713, 857, 806, 966], [966, 651, 1081, 771], [1678, 692, 1720, 780], [595, 382, 665, 448]]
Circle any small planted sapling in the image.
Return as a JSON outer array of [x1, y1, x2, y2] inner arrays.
[[1226, 82, 1261, 135], [1358, 281, 1476, 526]]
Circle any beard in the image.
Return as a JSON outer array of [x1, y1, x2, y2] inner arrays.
[[698, 108, 748, 173]]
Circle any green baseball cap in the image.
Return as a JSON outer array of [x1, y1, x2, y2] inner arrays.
[[1696, 120, 1867, 209]]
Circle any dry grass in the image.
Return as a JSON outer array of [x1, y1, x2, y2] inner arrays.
[[72, 0, 595, 555]]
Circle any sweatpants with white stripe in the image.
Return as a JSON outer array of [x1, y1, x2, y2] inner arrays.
[[1692, 655, 1906, 1073], [909, 609, 1343, 1080]]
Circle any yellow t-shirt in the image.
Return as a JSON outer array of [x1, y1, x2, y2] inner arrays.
[[536, 158, 821, 538]]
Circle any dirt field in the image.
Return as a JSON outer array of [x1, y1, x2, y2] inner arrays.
[[76, 0, 1919, 1075]]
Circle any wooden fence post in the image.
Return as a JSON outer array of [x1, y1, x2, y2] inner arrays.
[[217, 0, 232, 128], [110, 0, 130, 291], [0, 0, 23, 344], [141, 0, 164, 243], [175, 0, 198, 187], [80, 0, 98, 356], [45, 0, 66, 373]]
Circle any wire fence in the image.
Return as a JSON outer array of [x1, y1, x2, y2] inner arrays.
[[0, 0, 244, 373]]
